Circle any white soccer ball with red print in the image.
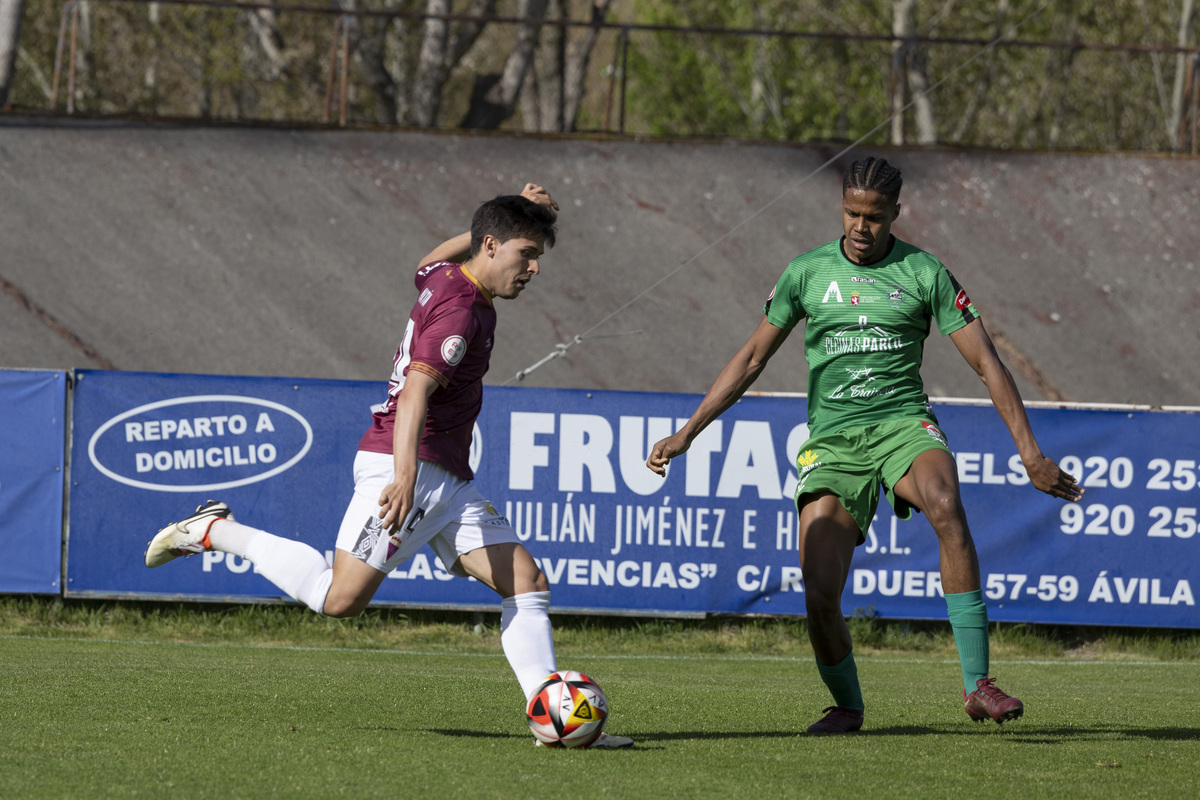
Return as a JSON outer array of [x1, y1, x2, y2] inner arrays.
[[526, 670, 609, 748]]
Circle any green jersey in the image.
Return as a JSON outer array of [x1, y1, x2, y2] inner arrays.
[[763, 236, 979, 436]]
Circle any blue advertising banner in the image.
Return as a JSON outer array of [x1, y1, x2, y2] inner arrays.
[[0, 369, 66, 594], [68, 369, 511, 609], [66, 370, 1199, 627], [476, 390, 1198, 627]]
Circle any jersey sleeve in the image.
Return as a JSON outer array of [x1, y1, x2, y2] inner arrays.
[[762, 262, 807, 330], [930, 265, 980, 336], [408, 303, 476, 388]]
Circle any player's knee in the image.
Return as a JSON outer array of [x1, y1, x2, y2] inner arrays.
[[922, 488, 965, 529], [504, 543, 549, 594], [514, 563, 549, 595], [322, 593, 368, 618], [803, 580, 842, 616]]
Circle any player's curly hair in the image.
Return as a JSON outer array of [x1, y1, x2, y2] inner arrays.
[[843, 156, 903, 204], [469, 195, 558, 258]]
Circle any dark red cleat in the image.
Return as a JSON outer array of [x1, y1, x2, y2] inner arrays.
[[807, 706, 864, 734], [964, 677, 1024, 724]]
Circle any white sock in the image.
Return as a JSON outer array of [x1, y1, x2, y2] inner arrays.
[[211, 520, 333, 614], [207, 518, 260, 558], [501, 591, 557, 700]]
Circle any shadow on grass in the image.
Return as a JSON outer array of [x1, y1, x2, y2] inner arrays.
[[830, 724, 1200, 743], [994, 726, 1200, 743], [423, 725, 1200, 744], [423, 729, 529, 740]]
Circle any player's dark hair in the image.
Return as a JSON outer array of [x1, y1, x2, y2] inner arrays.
[[469, 195, 558, 258], [843, 157, 903, 204]]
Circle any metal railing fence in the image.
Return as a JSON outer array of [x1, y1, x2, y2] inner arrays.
[[17, 0, 1200, 153]]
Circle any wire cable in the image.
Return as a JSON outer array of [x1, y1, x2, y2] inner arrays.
[[505, 0, 1057, 384]]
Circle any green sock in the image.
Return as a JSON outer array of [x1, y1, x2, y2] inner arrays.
[[946, 589, 989, 694], [815, 651, 864, 711]]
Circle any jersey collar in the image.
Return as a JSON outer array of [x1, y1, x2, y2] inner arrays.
[[459, 264, 494, 304], [838, 234, 897, 267]]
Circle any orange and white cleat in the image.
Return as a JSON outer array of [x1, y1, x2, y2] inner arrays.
[[144, 501, 233, 568]]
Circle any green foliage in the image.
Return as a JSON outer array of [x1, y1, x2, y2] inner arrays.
[[11, 0, 338, 119], [623, 0, 893, 142], [623, 0, 1199, 150]]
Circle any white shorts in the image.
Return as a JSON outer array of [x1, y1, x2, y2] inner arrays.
[[334, 451, 520, 577]]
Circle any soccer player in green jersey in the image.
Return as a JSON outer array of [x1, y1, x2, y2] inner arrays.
[[646, 156, 1084, 734]]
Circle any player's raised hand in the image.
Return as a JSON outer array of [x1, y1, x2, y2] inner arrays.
[[1025, 455, 1084, 502], [646, 432, 690, 477], [521, 183, 559, 213]]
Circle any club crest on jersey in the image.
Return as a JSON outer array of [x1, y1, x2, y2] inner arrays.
[[441, 335, 467, 365], [955, 289, 971, 310], [921, 421, 947, 446], [887, 282, 907, 308], [387, 531, 404, 561]]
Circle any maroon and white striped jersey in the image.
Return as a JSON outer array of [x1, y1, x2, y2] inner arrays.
[[358, 261, 496, 480]]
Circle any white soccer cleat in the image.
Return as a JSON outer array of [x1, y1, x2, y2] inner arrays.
[[144, 501, 233, 568], [588, 732, 634, 749], [534, 731, 634, 749]]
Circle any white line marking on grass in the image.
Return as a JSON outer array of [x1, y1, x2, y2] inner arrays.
[[2, 635, 1197, 667]]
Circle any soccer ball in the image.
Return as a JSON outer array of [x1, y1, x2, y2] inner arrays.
[[526, 670, 609, 748]]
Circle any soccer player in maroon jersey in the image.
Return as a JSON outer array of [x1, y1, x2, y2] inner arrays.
[[146, 183, 633, 748]]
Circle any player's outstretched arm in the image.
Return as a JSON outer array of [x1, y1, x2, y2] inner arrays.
[[419, 233, 472, 269], [378, 370, 439, 531], [949, 319, 1083, 503], [647, 316, 790, 476], [417, 183, 559, 269]]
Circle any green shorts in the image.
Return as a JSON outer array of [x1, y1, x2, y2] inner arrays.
[[793, 416, 952, 545]]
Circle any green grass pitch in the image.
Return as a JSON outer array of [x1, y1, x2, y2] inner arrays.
[[1, 632, 1198, 799]]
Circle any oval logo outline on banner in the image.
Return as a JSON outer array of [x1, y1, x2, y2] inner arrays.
[[87, 394, 314, 492]]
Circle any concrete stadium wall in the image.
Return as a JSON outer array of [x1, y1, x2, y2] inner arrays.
[[2, 116, 1197, 406]]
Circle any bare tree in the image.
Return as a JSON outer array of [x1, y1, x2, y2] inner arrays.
[[521, 0, 613, 132], [460, 0, 548, 129], [950, 0, 1010, 143], [1169, 0, 1197, 149], [379, 0, 494, 126], [410, 0, 455, 126], [890, 0, 936, 145], [350, 0, 495, 127], [247, 6, 287, 80], [747, 5, 784, 133], [0, 0, 24, 107]]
